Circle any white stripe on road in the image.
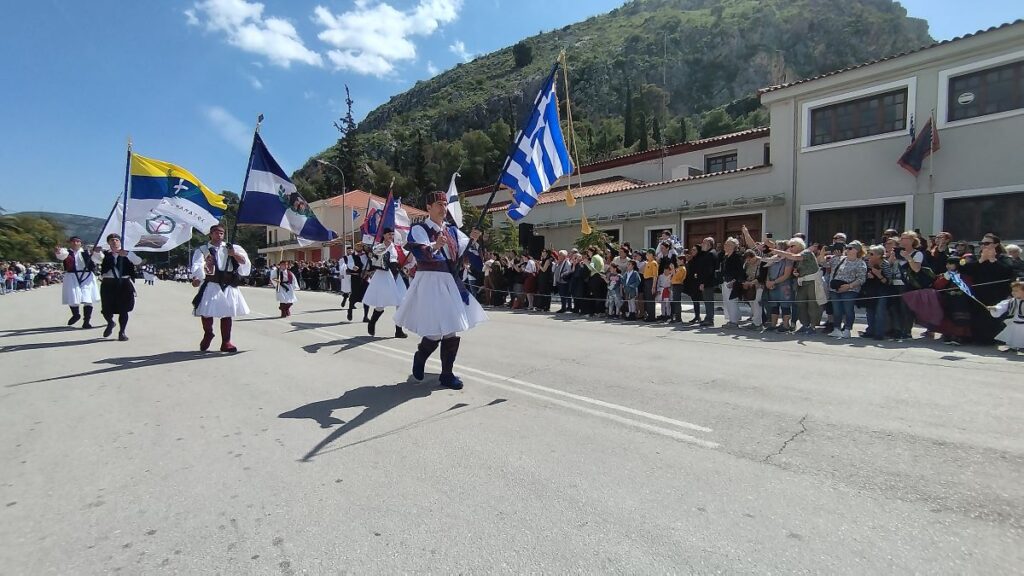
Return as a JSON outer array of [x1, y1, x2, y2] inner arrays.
[[253, 311, 718, 448]]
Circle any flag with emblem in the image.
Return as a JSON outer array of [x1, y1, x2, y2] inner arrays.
[[97, 153, 226, 252], [237, 132, 337, 246]]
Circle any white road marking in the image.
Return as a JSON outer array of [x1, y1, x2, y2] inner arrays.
[[252, 311, 718, 448]]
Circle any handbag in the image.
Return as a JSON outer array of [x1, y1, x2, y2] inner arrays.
[[829, 257, 847, 291]]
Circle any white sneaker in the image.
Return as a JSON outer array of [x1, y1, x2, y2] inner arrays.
[[841, 329, 851, 339], [828, 329, 843, 338]]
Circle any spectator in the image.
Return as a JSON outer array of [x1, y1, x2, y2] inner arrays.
[[606, 263, 623, 318], [761, 240, 795, 333], [622, 259, 641, 320], [961, 233, 1015, 344], [691, 238, 717, 327], [669, 255, 687, 324], [861, 245, 894, 340], [521, 253, 538, 310], [1005, 244, 1024, 279], [932, 257, 973, 345], [536, 249, 554, 312], [657, 263, 674, 320], [718, 237, 745, 329], [773, 238, 825, 336], [889, 231, 929, 341], [642, 249, 659, 322], [827, 241, 866, 339], [554, 250, 574, 313], [741, 249, 763, 330]]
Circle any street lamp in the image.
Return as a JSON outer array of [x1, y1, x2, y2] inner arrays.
[[315, 159, 348, 250]]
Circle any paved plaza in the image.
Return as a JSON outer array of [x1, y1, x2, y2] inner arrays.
[[2, 282, 1022, 574]]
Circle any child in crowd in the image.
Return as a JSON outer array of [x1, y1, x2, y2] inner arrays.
[[606, 263, 623, 318], [989, 280, 1024, 352], [657, 264, 674, 320]]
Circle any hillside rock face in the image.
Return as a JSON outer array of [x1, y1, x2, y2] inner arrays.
[[358, 0, 931, 141]]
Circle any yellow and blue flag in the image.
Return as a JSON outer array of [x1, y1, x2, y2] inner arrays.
[[98, 154, 225, 252]]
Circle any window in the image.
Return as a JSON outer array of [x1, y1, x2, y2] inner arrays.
[[705, 152, 737, 174], [599, 228, 620, 243], [810, 88, 907, 146], [943, 191, 1024, 241], [807, 203, 906, 246], [947, 60, 1024, 122]]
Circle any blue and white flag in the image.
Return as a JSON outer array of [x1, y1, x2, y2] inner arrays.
[[948, 270, 974, 298], [237, 133, 337, 246], [501, 66, 573, 221], [446, 172, 463, 227]]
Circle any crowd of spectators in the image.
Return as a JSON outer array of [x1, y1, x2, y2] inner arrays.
[[467, 228, 1023, 351], [1, 261, 62, 294]]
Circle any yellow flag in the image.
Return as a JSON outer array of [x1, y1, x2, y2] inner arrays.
[[581, 207, 592, 235], [565, 186, 576, 208]]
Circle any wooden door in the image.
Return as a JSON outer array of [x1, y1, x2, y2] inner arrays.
[[685, 214, 762, 250]]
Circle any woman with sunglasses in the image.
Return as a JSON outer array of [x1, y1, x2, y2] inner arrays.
[[961, 233, 1016, 345]]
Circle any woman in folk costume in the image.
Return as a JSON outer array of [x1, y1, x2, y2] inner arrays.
[[191, 224, 251, 353], [989, 280, 1024, 351], [272, 259, 299, 317], [96, 233, 141, 341], [362, 228, 408, 338], [54, 235, 101, 328], [394, 191, 487, 390]]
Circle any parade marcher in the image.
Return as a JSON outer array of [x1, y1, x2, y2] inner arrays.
[[142, 264, 156, 285], [362, 228, 408, 338], [272, 259, 299, 317], [339, 246, 353, 308], [394, 191, 487, 389], [54, 236, 101, 328], [96, 233, 141, 341], [346, 243, 370, 322], [989, 281, 1024, 352], [191, 224, 251, 352]]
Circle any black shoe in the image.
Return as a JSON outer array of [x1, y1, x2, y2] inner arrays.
[[439, 373, 464, 390], [346, 309, 353, 321], [395, 327, 407, 339], [81, 322, 93, 329], [413, 338, 440, 381], [103, 323, 115, 338], [67, 314, 81, 326], [118, 333, 129, 341]]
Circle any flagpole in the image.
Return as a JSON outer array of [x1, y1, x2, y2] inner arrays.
[[120, 137, 133, 242], [474, 59, 563, 232], [230, 113, 263, 247]]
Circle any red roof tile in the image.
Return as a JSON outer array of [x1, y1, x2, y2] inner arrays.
[[322, 189, 427, 217]]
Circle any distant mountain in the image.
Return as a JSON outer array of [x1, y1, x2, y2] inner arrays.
[[14, 212, 106, 243], [295, 0, 933, 206]]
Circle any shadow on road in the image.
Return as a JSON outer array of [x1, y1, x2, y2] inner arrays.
[[301, 335, 378, 355], [7, 350, 236, 387], [0, 326, 80, 338], [279, 379, 439, 461], [1, 338, 107, 353]]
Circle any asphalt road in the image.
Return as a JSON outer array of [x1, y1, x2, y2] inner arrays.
[[2, 281, 1022, 574]]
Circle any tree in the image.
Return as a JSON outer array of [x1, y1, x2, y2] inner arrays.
[[637, 111, 649, 152], [574, 229, 610, 252], [622, 77, 635, 147], [651, 116, 662, 146], [0, 215, 64, 261], [512, 41, 533, 68], [699, 108, 738, 139], [413, 130, 430, 192], [331, 85, 365, 191]]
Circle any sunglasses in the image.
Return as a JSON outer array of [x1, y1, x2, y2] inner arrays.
[[980, 241, 994, 246]]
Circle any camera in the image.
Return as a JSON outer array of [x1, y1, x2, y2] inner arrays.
[[828, 242, 846, 253], [765, 232, 773, 239]]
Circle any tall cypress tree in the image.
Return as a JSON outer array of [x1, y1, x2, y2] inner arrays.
[[651, 116, 661, 146], [638, 111, 649, 152], [622, 76, 635, 148]]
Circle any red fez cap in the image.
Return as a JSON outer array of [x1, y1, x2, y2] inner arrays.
[[426, 191, 448, 206]]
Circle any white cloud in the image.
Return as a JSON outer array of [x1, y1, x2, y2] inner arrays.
[[203, 106, 252, 153], [313, 0, 462, 77], [426, 61, 439, 76], [247, 75, 263, 89], [449, 39, 472, 62], [184, 8, 200, 26], [189, 0, 322, 68]]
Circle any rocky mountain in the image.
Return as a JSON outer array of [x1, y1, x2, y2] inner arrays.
[[14, 212, 106, 243], [295, 0, 932, 206]]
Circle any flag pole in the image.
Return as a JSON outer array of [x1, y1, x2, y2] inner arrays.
[[230, 113, 263, 246], [119, 137, 133, 242], [474, 59, 563, 232]]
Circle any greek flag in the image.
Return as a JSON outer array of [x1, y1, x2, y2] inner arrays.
[[948, 270, 974, 298], [501, 66, 573, 221]]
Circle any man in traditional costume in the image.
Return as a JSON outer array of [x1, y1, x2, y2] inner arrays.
[[272, 259, 299, 317], [96, 233, 141, 341], [339, 245, 353, 308], [54, 236, 101, 328], [394, 192, 487, 389], [346, 243, 370, 322], [363, 228, 408, 338], [191, 224, 251, 352]]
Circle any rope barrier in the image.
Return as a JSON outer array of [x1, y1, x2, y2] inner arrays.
[[467, 278, 1013, 306]]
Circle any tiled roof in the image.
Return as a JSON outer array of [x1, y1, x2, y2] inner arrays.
[[462, 127, 770, 198], [759, 20, 1024, 96], [485, 177, 644, 213], [322, 189, 427, 217], [483, 165, 769, 214]]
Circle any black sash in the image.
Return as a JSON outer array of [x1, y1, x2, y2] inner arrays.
[[192, 246, 240, 310]]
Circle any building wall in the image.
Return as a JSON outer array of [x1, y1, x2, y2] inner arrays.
[[765, 26, 1024, 240], [574, 137, 770, 185]]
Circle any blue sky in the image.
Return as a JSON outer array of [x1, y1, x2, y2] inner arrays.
[[0, 0, 1020, 219]]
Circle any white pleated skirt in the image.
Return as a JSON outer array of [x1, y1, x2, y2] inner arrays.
[[363, 270, 406, 309], [61, 273, 100, 306], [275, 285, 298, 304], [394, 271, 487, 337], [194, 284, 250, 318], [996, 323, 1024, 348]]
